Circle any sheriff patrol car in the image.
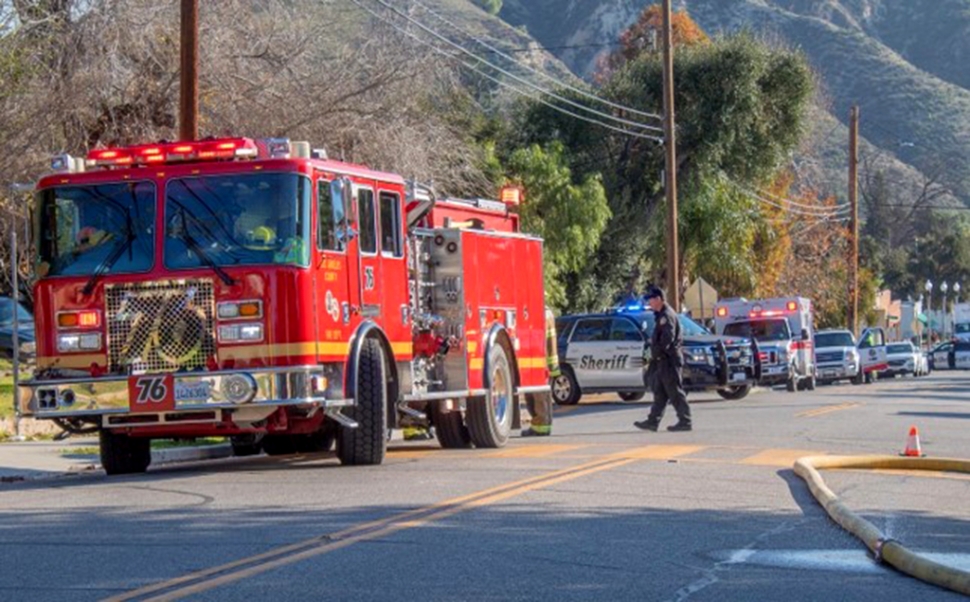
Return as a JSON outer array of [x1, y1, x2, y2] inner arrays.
[[552, 305, 758, 405]]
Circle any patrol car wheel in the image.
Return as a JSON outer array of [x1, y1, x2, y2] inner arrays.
[[99, 429, 151, 475], [618, 391, 646, 402], [431, 401, 473, 449], [467, 344, 514, 448], [716, 385, 750, 401], [337, 337, 388, 465], [551, 366, 581, 406]]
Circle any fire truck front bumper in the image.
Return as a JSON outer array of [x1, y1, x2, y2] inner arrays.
[[18, 365, 351, 420]]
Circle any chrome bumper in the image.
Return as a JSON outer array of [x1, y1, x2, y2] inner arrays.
[[18, 365, 351, 420], [816, 362, 858, 379]]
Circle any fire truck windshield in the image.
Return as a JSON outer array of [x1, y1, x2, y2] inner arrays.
[[164, 173, 311, 269], [723, 318, 791, 342], [36, 181, 156, 278]]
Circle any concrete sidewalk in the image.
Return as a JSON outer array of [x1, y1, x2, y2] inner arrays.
[[0, 438, 233, 482]]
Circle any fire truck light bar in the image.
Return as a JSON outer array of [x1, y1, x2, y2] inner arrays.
[[85, 138, 259, 168]]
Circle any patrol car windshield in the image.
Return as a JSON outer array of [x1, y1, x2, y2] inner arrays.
[[637, 313, 710, 337], [36, 182, 156, 277], [164, 173, 311, 269], [723, 318, 791, 341], [887, 343, 913, 354], [955, 341, 970, 352], [814, 332, 855, 348]]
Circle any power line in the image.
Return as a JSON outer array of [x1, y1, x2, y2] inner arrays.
[[359, 0, 665, 135], [406, 0, 663, 122], [347, 0, 664, 142]]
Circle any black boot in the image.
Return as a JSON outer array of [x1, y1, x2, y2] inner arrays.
[[666, 422, 692, 432], [634, 420, 659, 432]]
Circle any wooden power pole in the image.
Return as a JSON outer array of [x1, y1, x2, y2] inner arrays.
[[179, 0, 199, 141], [662, 0, 680, 311], [848, 105, 860, 337]]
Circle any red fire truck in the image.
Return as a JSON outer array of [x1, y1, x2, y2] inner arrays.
[[19, 137, 549, 474]]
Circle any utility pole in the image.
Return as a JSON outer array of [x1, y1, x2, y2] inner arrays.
[[662, 0, 680, 311], [848, 105, 859, 337], [179, 0, 199, 141]]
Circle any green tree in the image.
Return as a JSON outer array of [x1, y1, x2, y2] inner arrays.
[[503, 142, 611, 310], [513, 31, 813, 305]]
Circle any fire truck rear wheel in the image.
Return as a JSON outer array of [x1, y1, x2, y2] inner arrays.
[[337, 337, 388, 465], [467, 344, 514, 448], [551, 366, 581, 406], [431, 401, 472, 449], [99, 429, 151, 475]]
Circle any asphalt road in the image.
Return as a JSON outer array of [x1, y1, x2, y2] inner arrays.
[[1, 371, 969, 601]]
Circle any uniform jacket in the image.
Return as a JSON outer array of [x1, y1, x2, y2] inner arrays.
[[651, 304, 684, 367]]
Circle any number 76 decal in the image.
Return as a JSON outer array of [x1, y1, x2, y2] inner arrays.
[[128, 374, 175, 412]]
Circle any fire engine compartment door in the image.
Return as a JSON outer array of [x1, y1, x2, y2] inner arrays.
[[858, 327, 888, 372]]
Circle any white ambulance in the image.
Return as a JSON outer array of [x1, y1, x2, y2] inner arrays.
[[713, 297, 817, 391]]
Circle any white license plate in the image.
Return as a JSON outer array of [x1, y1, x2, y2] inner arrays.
[[174, 381, 212, 402], [730, 371, 746, 382], [767, 365, 786, 374]]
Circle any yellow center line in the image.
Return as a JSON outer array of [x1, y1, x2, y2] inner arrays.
[[796, 402, 862, 418], [103, 454, 633, 602]]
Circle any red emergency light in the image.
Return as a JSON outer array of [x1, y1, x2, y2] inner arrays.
[[749, 309, 786, 318], [86, 138, 258, 168]]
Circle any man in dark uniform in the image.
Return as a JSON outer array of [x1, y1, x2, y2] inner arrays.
[[635, 286, 692, 432]]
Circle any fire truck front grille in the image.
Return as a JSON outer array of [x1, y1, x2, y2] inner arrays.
[[106, 280, 216, 374]]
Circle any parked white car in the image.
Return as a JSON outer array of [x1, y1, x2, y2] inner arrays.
[[813, 329, 861, 385], [880, 342, 919, 378]]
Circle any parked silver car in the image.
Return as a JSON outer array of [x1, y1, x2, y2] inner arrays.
[[879, 342, 919, 378]]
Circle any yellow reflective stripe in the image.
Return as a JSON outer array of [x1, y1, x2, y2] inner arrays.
[[467, 341, 478, 354], [390, 341, 413, 356], [470, 358, 484, 370], [36, 354, 107, 370], [218, 340, 412, 361], [517, 357, 547, 369]]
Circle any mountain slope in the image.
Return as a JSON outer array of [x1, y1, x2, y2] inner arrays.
[[499, 0, 970, 206]]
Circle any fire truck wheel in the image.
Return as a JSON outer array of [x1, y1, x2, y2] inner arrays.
[[297, 429, 336, 453], [99, 429, 151, 475], [618, 391, 646, 402], [337, 337, 388, 465], [262, 435, 298, 456], [716, 385, 751, 401], [551, 366, 581, 406], [230, 433, 264, 457], [431, 402, 473, 449], [467, 344, 514, 448]]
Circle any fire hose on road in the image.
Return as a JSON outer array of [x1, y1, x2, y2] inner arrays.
[[794, 455, 970, 596]]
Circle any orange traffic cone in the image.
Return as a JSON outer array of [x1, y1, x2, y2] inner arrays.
[[901, 426, 923, 457]]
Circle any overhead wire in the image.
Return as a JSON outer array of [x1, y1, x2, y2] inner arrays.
[[405, 0, 663, 122], [358, 0, 665, 136], [347, 0, 664, 142]]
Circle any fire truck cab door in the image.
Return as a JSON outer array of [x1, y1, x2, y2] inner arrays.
[[352, 185, 382, 317], [858, 327, 888, 373]]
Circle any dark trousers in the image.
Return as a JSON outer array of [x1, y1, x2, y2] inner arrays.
[[647, 363, 691, 425]]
